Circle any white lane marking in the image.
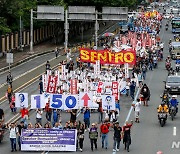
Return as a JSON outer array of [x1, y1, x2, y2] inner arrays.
[[173, 127, 176, 136], [0, 52, 53, 75]]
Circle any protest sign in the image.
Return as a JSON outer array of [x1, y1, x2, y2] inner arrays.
[[15, 93, 28, 108], [21, 129, 77, 152]]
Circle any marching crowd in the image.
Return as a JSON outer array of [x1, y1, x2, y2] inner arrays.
[[0, 10, 166, 153]]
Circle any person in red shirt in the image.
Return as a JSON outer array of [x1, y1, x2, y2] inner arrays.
[[20, 108, 29, 127], [100, 121, 110, 149], [45, 99, 52, 122], [122, 120, 133, 152]]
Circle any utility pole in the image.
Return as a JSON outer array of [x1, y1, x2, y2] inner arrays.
[[30, 9, 33, 53], [95, 11, 99, 49], [19, 16, 23, 51], [64, 10, 69, 53]]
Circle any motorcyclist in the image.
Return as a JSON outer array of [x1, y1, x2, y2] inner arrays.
[[169, 39, 172, 45], [157, 101, 169, 119], [169, 95, 178, 114], [161, 93, 169, 106], [165, 56, 171, 63]]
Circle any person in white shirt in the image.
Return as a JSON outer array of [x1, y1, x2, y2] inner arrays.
[[133, 98, 141, 123], [9, 123, 18, 152], [36, 109, 43, 125]]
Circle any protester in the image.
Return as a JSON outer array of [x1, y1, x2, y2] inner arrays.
[[0, 108, 4, 122], [77, 123, 85, 152], [8, 122, 18, 152], [112, 121, 122, 152], [45, 99, 52, 122], [7, 71, 13, 88], [70, 109, 77, 124], [20, 108, 29, 127], [83, 107, 90, 131], [140, 84, 150, 106], [36, 109, 43, 125], [133, 98, 141, 123], [100, 121, 110, 149], [89, 123, 98, 151], [38, 78, 43, 94], [17, 121, 26, 150]]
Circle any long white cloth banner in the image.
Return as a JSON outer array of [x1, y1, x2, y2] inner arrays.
[[15, 93, 116, 110]]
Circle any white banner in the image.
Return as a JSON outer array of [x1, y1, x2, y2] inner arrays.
[[15, 93, 28, 108], [79, 92, 93, 108], [102, 95, 115, 111], [31, 94, 45, 109], [124, 63, 129, 78], [63, 95, 79, 110]]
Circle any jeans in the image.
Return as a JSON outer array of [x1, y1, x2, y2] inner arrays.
[[130, 90, 135, 100], [113, 137, 121, 150], [91, 139, 97, 150], [142, 71, 146, 80], [10, 138, 17, 151], [46, 112, 52, 122], [99, 112, 103, 123], [84, 118, 90, 129], [36, 118, 42, 125], [17, 136, 21, 150], [102, 133, 108, 148]]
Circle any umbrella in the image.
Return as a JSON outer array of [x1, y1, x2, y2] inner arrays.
[[102, 32, 114, 37]]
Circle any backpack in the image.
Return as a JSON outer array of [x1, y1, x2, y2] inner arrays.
[[101, 124, 109, 134]]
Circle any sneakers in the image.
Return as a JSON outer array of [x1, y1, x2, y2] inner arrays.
[[80, 148, 82, 152], [113, 149, 116, 152], [117, 149, 119, 151]]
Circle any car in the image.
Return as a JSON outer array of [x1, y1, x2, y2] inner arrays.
[[159, 3, 165, 7], [147, 6, 152, 10], [164, 75, 180, 94], [163, 14, 171, 19]]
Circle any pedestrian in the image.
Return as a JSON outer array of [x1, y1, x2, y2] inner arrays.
[[140, 84, 150, 106], [38, 78, 43, 94], [122, 120, 133, 152], [89, 123, 98, 151], [130, 81, 136, 100], [10, 93, 16, 113], [54, 47, 59, 58], [34, 123, 42, 128], [141, 64, 147, 80], [45, 61, 51, 71], [78, 123, 85, 152], [133, 98, 141, 123], [8, 122, 18, 152], [7, 71, 13, 88], [70, 109, 77, 124], [20, 108, 29, 127], [63, 121, 71, 130], [36, 109, 43, 125], [17, 121, 26, 151], [0, 107, 4, 122], [83, 107, 90, 131], [97, 99, 103, 124], [45, 99, 52, 122], [137, 71, 143, 87], [100, 121, 110, 149], [112, 121, 122, 152], [52, 109, 58, 127], [7, 84, 13, 104]]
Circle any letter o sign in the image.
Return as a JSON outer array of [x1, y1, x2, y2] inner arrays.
[[65, 96, 77, 108]]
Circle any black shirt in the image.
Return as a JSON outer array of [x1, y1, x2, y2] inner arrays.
[[0, 108, 4, 120], [114, 125, 122, 139], [17, 125, 26, 135], [39, 81, 43, 90], [70, 111, 77, 121]]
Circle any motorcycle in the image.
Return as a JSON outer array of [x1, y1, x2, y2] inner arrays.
[[165, 62, 171, 71], [169, 106, 177, 121], [158, 111, 167, 127], [176, 63, 180, 72], [165, 26, 168, 31]]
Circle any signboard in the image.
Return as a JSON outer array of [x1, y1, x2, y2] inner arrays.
[[15, 93, 28, 108], [102, 7, 128, 20], [102, 95, 115, 110], [37, 6, 64, 21], [21, 129, 77, 151], [6, 53, 13, 63], [70, 79, 78, 94], [68, 6, 96, 20], [80, 48, 136, 65], [124, 63, 129, 78], [112, 81, 119, 100]]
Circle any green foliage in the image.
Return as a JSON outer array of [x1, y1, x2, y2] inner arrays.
[[0, 0, 138, 34]]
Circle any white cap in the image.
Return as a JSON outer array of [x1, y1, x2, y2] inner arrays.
[[172, 95, 177, 98]]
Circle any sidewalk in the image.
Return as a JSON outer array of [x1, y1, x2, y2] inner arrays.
[[0, 21, 117, 72]]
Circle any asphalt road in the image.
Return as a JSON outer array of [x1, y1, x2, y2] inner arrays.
[[0, 10, 180, 154]]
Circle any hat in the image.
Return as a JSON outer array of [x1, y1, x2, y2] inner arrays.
[[172, 95, 177, 98]]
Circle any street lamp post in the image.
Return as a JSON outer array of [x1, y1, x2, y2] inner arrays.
[[30, 9, 33, 53]]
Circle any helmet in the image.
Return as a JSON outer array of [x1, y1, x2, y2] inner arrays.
[[161, 101, 165, 105]]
